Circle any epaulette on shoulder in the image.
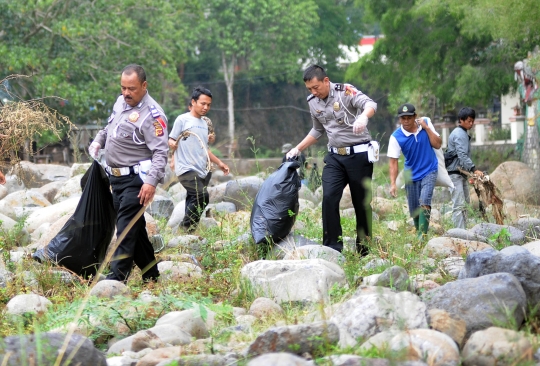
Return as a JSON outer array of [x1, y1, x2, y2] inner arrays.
[[334, 83, 345, 91], [307, 94, 316, 102]]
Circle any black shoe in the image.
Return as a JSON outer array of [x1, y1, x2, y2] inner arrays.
[[356, 243, 369, 257]]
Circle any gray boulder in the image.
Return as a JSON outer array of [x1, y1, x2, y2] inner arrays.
[[157, 261, 203, 282], [489, 161, 540, 205], [4, 175, 25, 194], [0, 332, 106, 365], [69, 163, 91, 177], [444, 228, 488, 243], [155, 354, 233, 366], [25, 197, 79, 233], [5, 294, 51, 316], [423, 236, 491, 259], [147, 194, 174, 219], [209, 169, 234, 185], [422, 272, 527, 337], [522, 240, 540, 257], [469, 223, 525, 245], [130, 324, 192, 352], [155, 308, 215, 339], [208, 182, 227, 204], [166, 235, 206, 251], [458, 246, 540, 306], [241, 259, 346, 304], [223, 176, 263, 210], [248, 297, 283, 319], [360, 329, 460, 366], [283, 244, 344, 265], [205, 202, 237, 216], [330, 286, 428, 347], [461, 327, 533, 365], [88, 280, 131, 299], [246, 321, 339, 357], [247, 353, 312, 366], [513, 217, 540, 239], [272, 233, 320, 259], [53, 174, 83, 203], [17, 161, 71, 187], [374, 265, 411, 291], [34, 180, 64, 202]]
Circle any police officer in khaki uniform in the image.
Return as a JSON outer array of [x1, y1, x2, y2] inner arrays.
[[287, 65, 377, 255], [89, 64, 168, 282]]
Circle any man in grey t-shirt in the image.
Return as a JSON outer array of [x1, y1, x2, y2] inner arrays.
[[169, 86, 229, 232]]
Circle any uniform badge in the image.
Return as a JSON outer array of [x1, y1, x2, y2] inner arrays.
[[153, 121, 164, 136], [344, 84, 357, 96], [333, 102, 340, 112], [402, 106, 408, 112], [128, 112, 139, 122], [107, 111, 116, 123]]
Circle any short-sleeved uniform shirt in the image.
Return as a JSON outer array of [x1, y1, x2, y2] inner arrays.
[[307, 82, 378, 148], [93, 92, 169, 187], [169, 112, 209, 178], [387, 118, 439, 182]]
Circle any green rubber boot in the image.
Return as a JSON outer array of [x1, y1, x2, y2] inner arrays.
[[413, 216, 419, 232], [418, 208, 431, 240]]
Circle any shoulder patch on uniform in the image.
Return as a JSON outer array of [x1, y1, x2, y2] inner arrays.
[[156, 116, 167, 129], [334, 83, 345, 92], [149, 105, 161, 119], [344, 83, 358, 96], [307, 94, 316, 102], [153, 120, 164, 137]]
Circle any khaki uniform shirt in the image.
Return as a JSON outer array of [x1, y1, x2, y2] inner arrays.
[[94, 92, 169, 186], [307, 82, 377, 148]]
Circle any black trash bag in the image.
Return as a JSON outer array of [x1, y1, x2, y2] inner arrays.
[[33, 161, 116, 278], [250, 160, 301, 245]]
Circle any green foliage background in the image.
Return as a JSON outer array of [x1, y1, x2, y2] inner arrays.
[[0, 0, 538, 154]]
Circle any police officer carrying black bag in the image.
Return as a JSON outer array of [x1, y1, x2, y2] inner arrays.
[[287, 65, 378, 255], [89, 64, 168, 283]]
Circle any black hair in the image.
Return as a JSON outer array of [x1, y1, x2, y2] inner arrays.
[[458, 107, 476, 122], [303, 65, 327, 82], [191, 86, 212, 101], [122, 64, 146, 83]]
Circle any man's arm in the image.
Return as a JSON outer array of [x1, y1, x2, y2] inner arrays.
[[454, 129, 482, 175], [389, 158, 399, 198], [286, 135, 318, 159], [419, 117, 442, 149], [209, 150, 230, 175], [168, 138, 178, 151]]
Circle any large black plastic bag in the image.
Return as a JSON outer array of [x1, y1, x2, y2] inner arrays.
[[33, 161, 116, 278], [250, 160, 301, 245]]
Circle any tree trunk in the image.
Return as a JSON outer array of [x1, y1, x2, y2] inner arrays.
[[222, 52, 236, 157], [522, 100, 540, 170]]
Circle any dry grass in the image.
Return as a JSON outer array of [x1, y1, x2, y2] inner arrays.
[[0, 76, 74, 184]]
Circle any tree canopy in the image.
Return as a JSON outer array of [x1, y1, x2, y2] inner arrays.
[[0, 0, 196, 122], [346, 0, 538, 116]]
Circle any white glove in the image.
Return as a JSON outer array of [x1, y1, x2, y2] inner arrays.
[[353, 114, 369, 135], [88, 142, 101, 159], [286, 147, 300, 160]]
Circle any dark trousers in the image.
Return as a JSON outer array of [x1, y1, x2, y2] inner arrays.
[[106, 174, 159, 282], [322, 151, 373, 252], [178, 171, 211, 230]]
